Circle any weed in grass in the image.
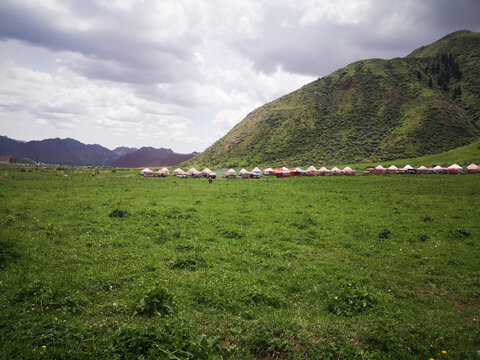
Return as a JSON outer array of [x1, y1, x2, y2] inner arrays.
[[378, 228, 391, 239], [175, 241, 195, 251], [218, 228, 243, 239], [327, 283, 377, 316], [244, 289, 283, 308], [109, 209, 128, 218], [0, 238, 18, 269], [133, 287, 174, 317], [170, 255, 201, 270], [5, 214, 14, 226], [423, 216, 434, 222], [451, 228, 471, 238], [154, 227, 170, 244], [418, 234, 429, 242]]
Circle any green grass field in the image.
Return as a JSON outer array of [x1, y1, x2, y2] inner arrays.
[[1, 167, 479, 359]]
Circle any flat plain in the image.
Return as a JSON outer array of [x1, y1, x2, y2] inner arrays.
[[0, 167, 479, 359]]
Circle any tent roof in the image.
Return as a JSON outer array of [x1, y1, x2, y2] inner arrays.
[[202, 168, 212, 173], [433, 165, 444, 170], [331, 167, 340, 171], [252, 167, 261, 172], [448, 164, 462, 170], [227, 168, 236, 173], [281, 167, 289, 171], [404, 164, 414, 170], [239, 168, 247, 173], [174, 168, 182, 172], [264, 167, 274, 172], [161, 167, 169, 171], [387, 165, 398, 170], [141, 168, 153, 173], [343, 166, 354, 171], [319, 167, 328, 171], [416, 166, 428, 170], [188, 167, 198, 172], [307, 166, 316, 171], [467, 163, 478, 169], [375, 165, 386, 170]]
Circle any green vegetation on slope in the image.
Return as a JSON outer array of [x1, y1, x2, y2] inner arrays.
[[187, 30, 480, 168], [0, 167, 479, 359]]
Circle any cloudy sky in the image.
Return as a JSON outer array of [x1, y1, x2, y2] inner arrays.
[[1, 0, 479, 153]]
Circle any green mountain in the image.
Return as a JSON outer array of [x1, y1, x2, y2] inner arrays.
[[188, 30, 480, 168]]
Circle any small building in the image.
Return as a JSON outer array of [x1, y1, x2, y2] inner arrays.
[[342, 166, 355, 176], [416, 165, 428, 174], [374, 165, 386, 175], [467, 164, 479, 174], [387, 165, 398, 174]]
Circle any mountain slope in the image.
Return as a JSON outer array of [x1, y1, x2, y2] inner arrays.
[[188, 30, 480, 167], [112, 146, 138, 157], [111, 147, 197, 167]]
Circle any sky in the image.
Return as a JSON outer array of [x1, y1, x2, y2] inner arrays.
[[1, 0, 479, 153]]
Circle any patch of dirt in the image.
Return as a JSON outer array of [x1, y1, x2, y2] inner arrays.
[[340, 76, 357, 90]]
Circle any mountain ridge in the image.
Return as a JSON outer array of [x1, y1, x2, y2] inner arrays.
[[0, 136, 196, 166]]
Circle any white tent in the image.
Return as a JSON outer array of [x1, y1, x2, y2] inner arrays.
[[263, 167, 274, 174], [281, 166, 289, 171], [161, 167, 170, 173], [375, 165, 386, 170], [141, 168, 153, 173], [387, 165, 398, 171], [433, 165, 444, 170], [318, 167, 329, 172], [416, 166, 428, 170], [404, 165, 414, 170], [252, 167, 262, 173], [202, 167, 213, 174], [448, 164, 462, 170], [343, 166, 354, 171], [239, 168, 247, 174], [173, 168, 183, 175], [307, 166, 316, 171], [227, 168, 236, 174], [467, 163, 478, 169], [331, 167, 340, 172]]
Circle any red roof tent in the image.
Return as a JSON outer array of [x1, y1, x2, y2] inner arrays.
[[274, 168, 291, 177]]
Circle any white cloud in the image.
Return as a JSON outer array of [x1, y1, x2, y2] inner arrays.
[[36, 118, 50, 126]]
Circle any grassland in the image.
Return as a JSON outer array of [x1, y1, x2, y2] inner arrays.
[[1, 166, 479, 359]]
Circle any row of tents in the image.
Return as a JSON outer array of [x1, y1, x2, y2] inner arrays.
[[140, 164, 480, 178]]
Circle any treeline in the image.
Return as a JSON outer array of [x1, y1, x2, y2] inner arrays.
[[423, 53, 462, 98], [9, 157, 36, 165]]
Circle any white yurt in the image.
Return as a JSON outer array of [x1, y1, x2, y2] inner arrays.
[[252, 167, 262, 173], [307, 166, 317, 171], [173, 168, 183, 175]]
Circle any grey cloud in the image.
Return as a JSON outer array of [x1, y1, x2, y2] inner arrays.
[[232, 0, 480, 78], [0, 0, 201, 84]]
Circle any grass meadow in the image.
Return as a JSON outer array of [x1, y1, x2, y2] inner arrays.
[[0, 166, 479, 359]]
